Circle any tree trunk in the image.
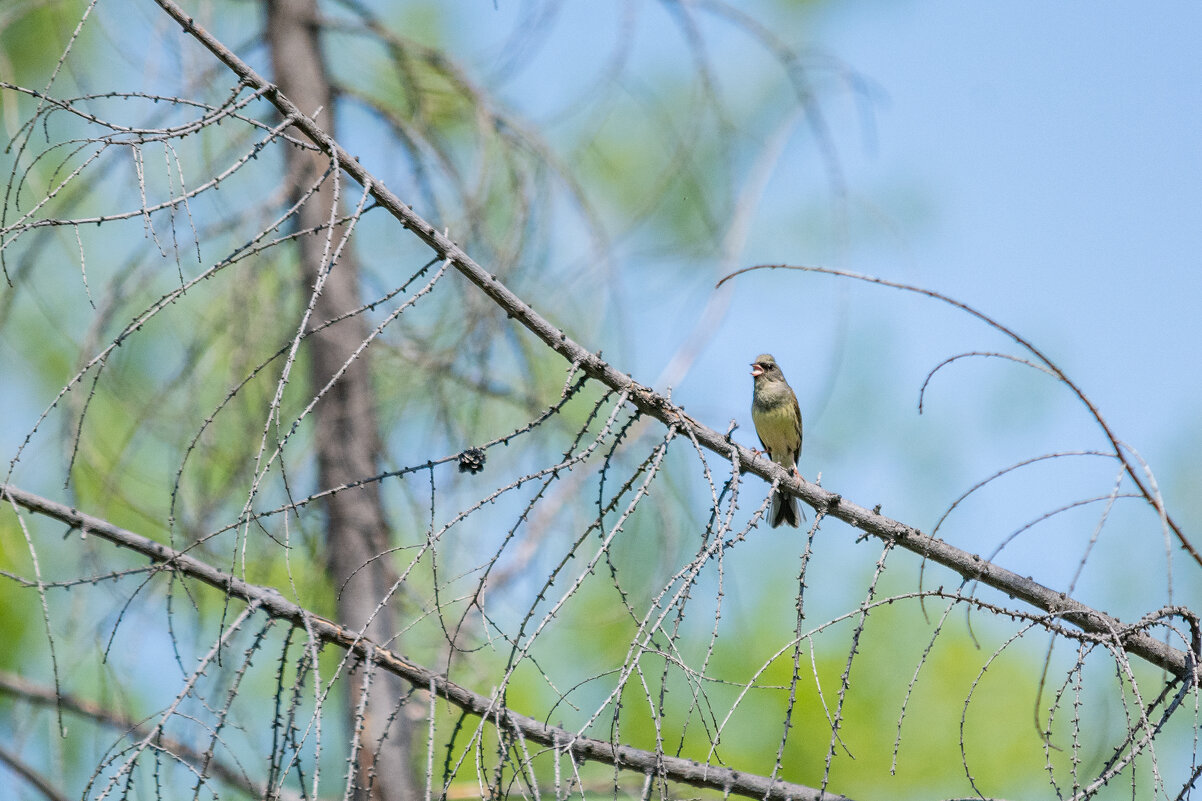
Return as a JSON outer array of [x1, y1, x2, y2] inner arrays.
[[264, 3, 416, 799]]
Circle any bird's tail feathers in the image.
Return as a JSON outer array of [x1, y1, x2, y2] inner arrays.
[[770, 489, 803, 528]]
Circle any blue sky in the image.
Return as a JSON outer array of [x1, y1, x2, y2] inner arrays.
[[674, 4, 1202, 482], [825, 2, 1202, 434], [819, 1, 1202, 522], [820, 2, 1202, 425], [542, 1, 1202, 608]]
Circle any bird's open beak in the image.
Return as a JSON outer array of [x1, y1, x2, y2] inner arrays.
[[750, 363, 763, 377]]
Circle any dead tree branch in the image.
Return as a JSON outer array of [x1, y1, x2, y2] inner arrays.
[[148, 0, 1199, 685], [0, 483, 851, 801]]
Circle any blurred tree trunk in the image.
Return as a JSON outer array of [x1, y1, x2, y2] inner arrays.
[[264, 3, 417, 800]]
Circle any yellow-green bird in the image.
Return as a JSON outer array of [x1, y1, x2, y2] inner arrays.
[[750, 353, 803, 528]]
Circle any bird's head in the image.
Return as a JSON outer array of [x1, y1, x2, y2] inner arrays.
[[751, 354, 780, 381]]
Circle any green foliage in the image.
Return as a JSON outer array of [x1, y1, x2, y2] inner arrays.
[[0, 517, 38, 673], [0, 1, 87, 86]]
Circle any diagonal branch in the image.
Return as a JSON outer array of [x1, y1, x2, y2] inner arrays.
[[148, 0, 1199, 686], [0, 483, 850, 801]]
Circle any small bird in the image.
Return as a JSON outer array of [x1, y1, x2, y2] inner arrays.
[[750, 353, 803, 528]]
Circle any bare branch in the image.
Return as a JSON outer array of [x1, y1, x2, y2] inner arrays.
[[0, 482, 850, 801], [147, 0, 1199, 684]]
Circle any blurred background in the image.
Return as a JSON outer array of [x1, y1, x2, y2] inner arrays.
[[1, 1, 1200, 799]]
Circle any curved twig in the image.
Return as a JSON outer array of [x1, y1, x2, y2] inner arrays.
[[717, 263, 1201, 569]]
